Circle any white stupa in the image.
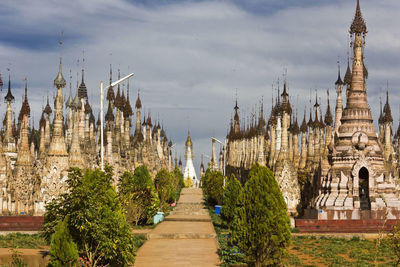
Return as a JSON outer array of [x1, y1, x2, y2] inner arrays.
[[183, 130, 199, 188]]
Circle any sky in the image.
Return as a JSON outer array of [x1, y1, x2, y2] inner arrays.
[[0, 0, 400, 174]]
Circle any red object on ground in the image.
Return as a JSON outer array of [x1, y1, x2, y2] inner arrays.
[[170, 201, 176, 207]]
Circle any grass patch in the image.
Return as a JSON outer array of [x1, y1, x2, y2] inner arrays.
[[0, 233, 48, 249], [133, 234, 146, 250], [284, 236, 397, 266]]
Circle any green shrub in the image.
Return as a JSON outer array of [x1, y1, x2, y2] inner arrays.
[[43, 166, 136, 266], [203, 169, 224, 206], [230, 164, 291, 267], [118, 167, 159, 225], [221, 174, 242, 227], [155, 169, 175, 211], [49, 216, 78, 267], [171, 167, 185, 191]]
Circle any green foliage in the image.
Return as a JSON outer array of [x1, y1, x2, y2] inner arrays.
[[155, 169, 175, 211], [389, 224, 400, 265], [0, 233, 47, 249], [9, 249, 27, 267], [203, 169, 224, 206], [171, 167, 185, 191], [49, 216, 78, 267], [118, 167, 159, 225], [230, 164, 291, 267], [43, 166, 136, 266], [221, 174, 242, 227]]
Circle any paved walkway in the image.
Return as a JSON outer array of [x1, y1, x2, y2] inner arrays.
[[134, 188, 220, 267]]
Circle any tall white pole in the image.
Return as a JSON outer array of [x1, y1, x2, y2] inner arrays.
[[100, 81, 104, 171]]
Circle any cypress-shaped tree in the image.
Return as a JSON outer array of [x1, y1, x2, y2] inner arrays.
[[49, 215, 78, 267], [230, 164, 291, 267], [221, 174, 242, 227]]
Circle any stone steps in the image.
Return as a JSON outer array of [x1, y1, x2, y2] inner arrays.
[[165, 214, 211, 222], [147, 233, 217, 239], [134, 188, 220, 266]]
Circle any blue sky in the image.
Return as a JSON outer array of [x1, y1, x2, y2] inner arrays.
[[0, 0, 400, 173]]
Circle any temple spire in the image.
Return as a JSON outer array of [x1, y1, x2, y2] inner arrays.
[[383, 90, 393, 124], [335, 61, 344, 85], [4, 74, 14, 103], [350, 0, 367, 35], [325, 90, 333, 126], [54, 57, 66, 88]]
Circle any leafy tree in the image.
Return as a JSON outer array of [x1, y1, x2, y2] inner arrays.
[[203, 169, 224, 206], [118, 169, 159, 226], [230, 164, 291, 267], [43, 166, 136, 267], [221, 174, 242, 227], [155, 169, 174, 211], [171, 167, 184, 192], [49, 215, 78, 267]]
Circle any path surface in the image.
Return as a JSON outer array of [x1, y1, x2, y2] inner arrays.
[[134, 188, 220, 267]]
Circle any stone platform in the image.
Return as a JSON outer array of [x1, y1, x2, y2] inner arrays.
[[134, 188, 220, 267]]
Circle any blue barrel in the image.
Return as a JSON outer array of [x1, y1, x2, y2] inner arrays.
[[153, 212, 164, 224], [215, 205, 222, 215]]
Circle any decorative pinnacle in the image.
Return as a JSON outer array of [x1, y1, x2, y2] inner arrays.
[[4, 74, 14, 103], [350, 0, 367, 34], [54, 57, 66, 88], [335, 60, 344, 86]]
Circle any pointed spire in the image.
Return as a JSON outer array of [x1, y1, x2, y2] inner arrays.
[[135, 89, 142, 109], [84, 98, 92, 114], [350, 0, 367, 35], [54, 57, 66, 88], [4, 74, 14, 102], [105, 100, 114, 122], [123, 86, 133, 118], [78, 67, 87, 99], [115, 79, 123, 109], [379, 96, 384, 124], [106, 64, 115, 101], [344, 56, 352, 86], [19, 78, 31, 120], [383, 90, 393, 123], [335, 61, 344, 85], [71, 85, 81, 110], [185, 129, 193, 147], [325, 90, 333, 126], [307, 100, 313, 128], [44, 95, 52, 115]]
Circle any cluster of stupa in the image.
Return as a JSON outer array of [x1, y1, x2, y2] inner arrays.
[[0, 59, 174, 215], [223, 0, 400, 220]]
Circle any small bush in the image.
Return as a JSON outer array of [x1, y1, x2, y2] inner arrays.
[[49, 216, 78, 267]]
